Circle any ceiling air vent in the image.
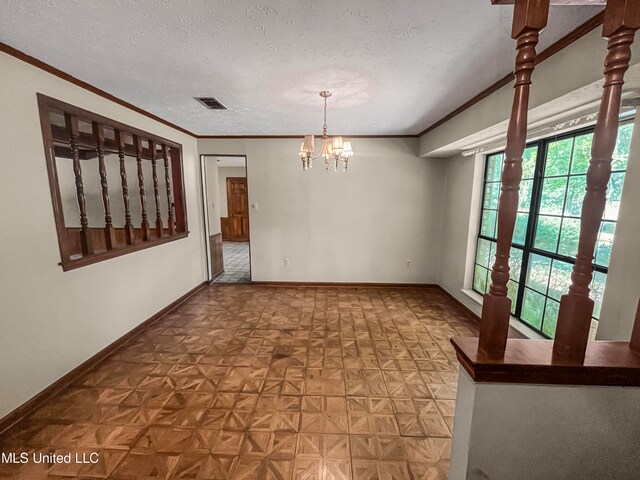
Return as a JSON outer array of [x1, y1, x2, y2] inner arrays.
[[195, 97, 227, 110]]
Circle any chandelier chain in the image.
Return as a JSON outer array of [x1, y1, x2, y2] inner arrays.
[[322, 95, 328, 136]]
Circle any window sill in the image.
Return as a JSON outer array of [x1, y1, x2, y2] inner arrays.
[[460, 289, 546, 340]]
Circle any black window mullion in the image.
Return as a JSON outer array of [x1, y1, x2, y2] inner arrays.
[[526, 246, 608, 274], [515, 140, 546, 319]]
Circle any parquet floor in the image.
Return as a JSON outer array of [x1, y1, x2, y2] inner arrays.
[[0, 285, 478, 479]]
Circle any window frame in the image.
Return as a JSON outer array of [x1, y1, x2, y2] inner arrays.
[[473, 120, 632, 338], [38, 94, 189, 271]]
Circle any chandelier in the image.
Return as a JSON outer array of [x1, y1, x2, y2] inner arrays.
[[298, 91, 353, 172]]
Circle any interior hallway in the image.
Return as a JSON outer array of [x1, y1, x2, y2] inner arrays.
[[214, 242, 251, 284], [0, 285, 477, 480]]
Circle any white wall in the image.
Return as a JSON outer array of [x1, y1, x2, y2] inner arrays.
[[217, 166, 246, 218], [198, 137, 445, 283], [596, 118, 640, 340], [204, 156, 221, 235], [436, 153, 485, 315], [450, 370, 640, 480], [0, 52, 206, 419]]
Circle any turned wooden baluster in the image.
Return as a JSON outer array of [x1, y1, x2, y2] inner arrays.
[[93, 123, 116, 250], [134, 135, 151, 241], [163, 144, 176, 235], [64, 113, 94, 256], [115, 129, 135, 245], [479, 0, 549, 358], [630, 299, 640, 353], [554, 0, 640, 363], [149, 140, 164, 238]]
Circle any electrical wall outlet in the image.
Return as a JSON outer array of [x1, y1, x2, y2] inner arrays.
[[406, 260, 412, 268]]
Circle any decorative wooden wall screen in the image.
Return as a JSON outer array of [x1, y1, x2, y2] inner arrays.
[[38, 94, 188, 271]]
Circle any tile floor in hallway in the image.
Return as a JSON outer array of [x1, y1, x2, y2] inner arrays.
[[214, 242, 251, 284], [0, 285, 479, 479]]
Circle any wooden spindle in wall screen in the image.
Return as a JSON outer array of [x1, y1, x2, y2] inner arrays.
[[478, 0, 549, 358], [553, 0, 640, 364], [163, 144, 176, 235], [169, 146, 187, 234], [149, 140, 164, 238], [93, 122, 116, 250], [115, 129, 135, 245], [64, 113, 94, 256], [134, 135, 151, 241], [630, 299, 640, 354]]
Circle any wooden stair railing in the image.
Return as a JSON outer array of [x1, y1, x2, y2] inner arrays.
[[477, 0, 640, 364], [553, 0, 640, 363], [479, 0, 550, 358]]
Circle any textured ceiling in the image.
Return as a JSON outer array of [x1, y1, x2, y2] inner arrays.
[[0, 1, 602, 135]]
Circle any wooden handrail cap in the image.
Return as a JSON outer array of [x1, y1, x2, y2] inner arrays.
[[603, 0, 640, 37], [509, 0, 550, 38], [451, 336, 640, 387]]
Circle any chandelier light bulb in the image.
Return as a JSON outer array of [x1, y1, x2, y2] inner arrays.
[[321, 139, 333, 160], [303, 135, 315, 153], [342, 141, 353, 158], [332, 136, 344, 156]]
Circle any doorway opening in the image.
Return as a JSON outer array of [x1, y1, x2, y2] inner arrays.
[[201, 155, 251, 283]]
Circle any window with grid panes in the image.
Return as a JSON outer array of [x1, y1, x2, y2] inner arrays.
[[472, 121, 633, 338]]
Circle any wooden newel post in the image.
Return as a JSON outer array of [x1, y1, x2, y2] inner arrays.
[[65, 113, 94, 256], [93, 123, 117, 250], [630, 299, 640, 353], [134, 135, 151, 241], [553, 0, 640, 364], [479, 0, 549, 358], [115, 129, 135, 245]]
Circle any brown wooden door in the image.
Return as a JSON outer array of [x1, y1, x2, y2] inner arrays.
[[226, 177, 249, 241]]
